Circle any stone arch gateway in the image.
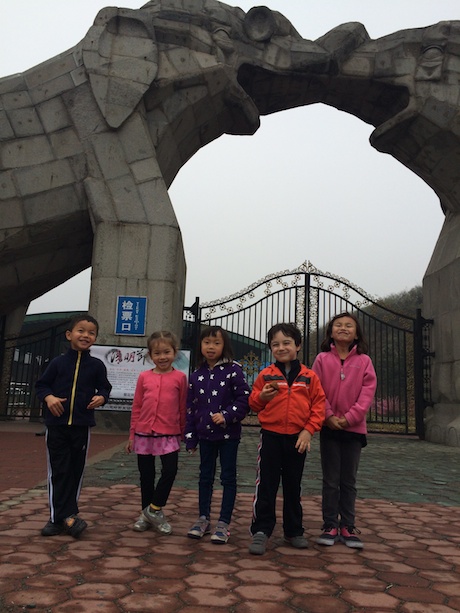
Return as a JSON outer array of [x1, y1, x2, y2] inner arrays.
[[0, 2, 458, 444]]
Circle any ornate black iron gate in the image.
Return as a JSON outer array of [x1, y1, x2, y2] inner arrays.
[[185, 262, 433, 437], [2, 263, 433, 436]]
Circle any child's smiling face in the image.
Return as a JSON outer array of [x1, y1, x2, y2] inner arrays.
[[331, 316, 358, 345], [150, 341, 176, 372], [270, 331, 300, 363], [66, 319, 98, 351]]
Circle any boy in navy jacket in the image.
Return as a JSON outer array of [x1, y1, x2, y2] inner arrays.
[[35, 314, 111, 537]]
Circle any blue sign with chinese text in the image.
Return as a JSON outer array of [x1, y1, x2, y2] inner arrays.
[[115, 296, 147, 336]]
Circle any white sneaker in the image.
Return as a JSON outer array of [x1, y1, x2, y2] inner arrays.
[[211, 520, 230, 544], [143, 506, 172, 535], [133, 514, 151, 532], [187, 515, 211, 539]]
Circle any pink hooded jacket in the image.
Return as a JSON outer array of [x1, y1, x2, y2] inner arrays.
[[312, 344, 377, 435]]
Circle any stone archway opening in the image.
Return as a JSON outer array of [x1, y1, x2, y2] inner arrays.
[[169, 104, 444, 306]]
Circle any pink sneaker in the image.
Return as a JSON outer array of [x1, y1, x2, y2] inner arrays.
[[340, 526, 363, 549], [316, 525, 339, 546]]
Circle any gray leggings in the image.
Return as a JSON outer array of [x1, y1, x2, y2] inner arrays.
[[320, 430, 362, 528]]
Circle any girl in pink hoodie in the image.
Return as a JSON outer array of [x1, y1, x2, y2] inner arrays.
[[312, 312, 377, 549]]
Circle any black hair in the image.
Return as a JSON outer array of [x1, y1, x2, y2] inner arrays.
[[197, 325, 233, 367], [320, 312, 369, 354], [147, 330, 179, 354], [68, 314, 99, 336], [267, 322, 302, 347]]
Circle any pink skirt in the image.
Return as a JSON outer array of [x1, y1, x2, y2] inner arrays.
[[133, 432, 181, 456]]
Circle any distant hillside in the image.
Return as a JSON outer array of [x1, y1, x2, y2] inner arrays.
[[377, 285, 423, 316]]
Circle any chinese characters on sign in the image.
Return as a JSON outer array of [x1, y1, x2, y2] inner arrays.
[[115, 296, 147, 336], [91, 345, 190, 411]]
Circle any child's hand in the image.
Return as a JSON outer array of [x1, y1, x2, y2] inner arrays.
[[295, 429, 312, 453], [259, 382, 279, 403], [87, 395, 105, 409], [187, 447, 197, 455], [326, 416, 343, 430], [211, 412, 225, 425], [45, 394, 66, 417], [337, 417, 349, 429], [125, 440, 133, 454]]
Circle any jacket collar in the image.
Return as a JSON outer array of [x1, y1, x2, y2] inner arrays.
[[67, 347, 91, 358], [275, 359, 301, 386], [204, 357, 232, 369], [330, 343, 358, 358]]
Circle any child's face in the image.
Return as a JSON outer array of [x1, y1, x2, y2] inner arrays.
[[331, 316, 358, 345], [150, 341, 176, 372], [270, 331, 300, 363], [66, 319, 98, 351], [201, 331, 224, 367]]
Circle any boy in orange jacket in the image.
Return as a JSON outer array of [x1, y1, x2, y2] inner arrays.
[[248, 323, 325, 555]]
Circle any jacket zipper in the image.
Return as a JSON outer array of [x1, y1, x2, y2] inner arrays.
[[68, 352, 82, 425], [285, 386, 291, 430]]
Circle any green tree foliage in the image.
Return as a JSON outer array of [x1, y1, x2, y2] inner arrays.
[[362, 285, 423, 428], [377, 285, 423, 316]]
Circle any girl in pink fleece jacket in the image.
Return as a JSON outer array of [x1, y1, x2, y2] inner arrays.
[[312, 312, 377, 549]]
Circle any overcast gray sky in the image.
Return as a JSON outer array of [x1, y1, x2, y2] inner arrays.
[[1, 1, 456, 314]]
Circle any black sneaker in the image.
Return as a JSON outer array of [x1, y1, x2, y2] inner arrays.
[[340, 526, 363, 549], [316, 525, 339, 546], [41, 520, 64, 537], [63, 515, 87, 538]]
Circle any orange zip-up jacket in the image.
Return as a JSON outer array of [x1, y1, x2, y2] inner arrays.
[[249, 362, 326, 436]]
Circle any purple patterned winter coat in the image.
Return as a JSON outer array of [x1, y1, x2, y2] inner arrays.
[[185, 360, 250, 450]]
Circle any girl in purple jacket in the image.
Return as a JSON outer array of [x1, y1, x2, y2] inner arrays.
[[185, 326, 250, 544], [126, 331, 187, 535], [312, 312, 377, 549]]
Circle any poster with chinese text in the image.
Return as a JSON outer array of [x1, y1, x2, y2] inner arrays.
[[92, 345, 190, 411]]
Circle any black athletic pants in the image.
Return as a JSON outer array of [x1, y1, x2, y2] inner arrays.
[[45, 425, 90, 523], [251, 429, 306, 538]]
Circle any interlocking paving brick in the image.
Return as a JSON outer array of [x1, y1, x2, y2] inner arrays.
[[1, 427, 460, 612], [70, 582, 130, 600], [289, 596, 351, 613], [388, 585, 447, 604], [342, 589, 400, 609]]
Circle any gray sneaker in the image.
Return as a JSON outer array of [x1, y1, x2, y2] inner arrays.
[[142, 506, 172, 535], [284, 535, 309, 549], [211, 520, 230, 544], [188, 515, 211, 539], [249, 531, 268, 555], [133, 513, 151, 532]]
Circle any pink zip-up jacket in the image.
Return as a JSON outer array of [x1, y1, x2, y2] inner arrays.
[[312, 345, 377, 435]]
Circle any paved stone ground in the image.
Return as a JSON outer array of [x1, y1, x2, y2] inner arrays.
[[1, 425, 460, 612], [83, 429, 460, 506]]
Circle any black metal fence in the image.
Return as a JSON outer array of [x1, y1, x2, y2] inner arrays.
[[1, 318, 71, 420]]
